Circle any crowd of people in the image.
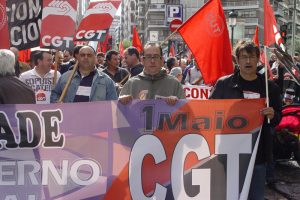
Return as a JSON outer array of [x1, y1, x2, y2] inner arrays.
[[1, 39, 300, 199]]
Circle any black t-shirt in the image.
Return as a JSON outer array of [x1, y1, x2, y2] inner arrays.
[[240, 76, 262, 99]]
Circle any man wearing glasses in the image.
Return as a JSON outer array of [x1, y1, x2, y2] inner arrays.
[[210, 40, 282, 200], [119, 42, 185, 105]]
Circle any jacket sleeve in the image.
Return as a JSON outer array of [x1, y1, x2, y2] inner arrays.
[[119, 81, 131, 97], [105, 77, 118, 100], [176, 82, 186, 99], [50, 76, 63, 103], [209, 79, 224, 99], [268, 81, 282, 127]]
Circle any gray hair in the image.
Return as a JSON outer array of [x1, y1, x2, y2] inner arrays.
[[169, 67, 182, 77], [0, 49, 16, 76]]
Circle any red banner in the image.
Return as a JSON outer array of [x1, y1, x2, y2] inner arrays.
[[0, 0, 9, 48], [74, 0, 121, 41], [40, 0, 77, 49]]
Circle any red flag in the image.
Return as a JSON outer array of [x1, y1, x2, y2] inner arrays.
[[119, 41, 124, 57], [169, 42, 175, 57], [19, 49, 31, 63], [98, 33, 112, 53], [260, 50, 274, 80], [74, 0, 121, 41], [132, 25, 143, 53], [253, 26, 260, 46], [178, 0, 233, 84], [264, 0, 284, 50], [0, 0, 10, 49]]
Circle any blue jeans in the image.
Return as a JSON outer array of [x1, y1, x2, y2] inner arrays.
[[248, 164, 266, 200]]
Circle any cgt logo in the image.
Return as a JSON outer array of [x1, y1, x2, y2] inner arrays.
[[36, 91, 46, 101], [204, 12, 224, 37], [75, 30, 106, 40], [0, 3, 7, 30], [93, 2, 113, 11]]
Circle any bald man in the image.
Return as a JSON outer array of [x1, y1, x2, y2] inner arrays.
[[51, 45, 117, 102]]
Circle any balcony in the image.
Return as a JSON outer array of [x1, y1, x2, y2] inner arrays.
[[222, 1, 259, 10], [148, 4, 166, 12], [137, 0, 145, 6], [147, 19, 166, 26], [244, 18, 259, 25]]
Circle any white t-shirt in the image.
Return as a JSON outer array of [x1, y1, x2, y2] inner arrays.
[[185, 66, 203, 85], [19, 68, 61, 104]]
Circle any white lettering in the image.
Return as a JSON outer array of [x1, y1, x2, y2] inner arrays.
[[129, 135, 167, 200]]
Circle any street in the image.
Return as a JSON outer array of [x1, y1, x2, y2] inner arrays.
[[265, 161, 300, 200]]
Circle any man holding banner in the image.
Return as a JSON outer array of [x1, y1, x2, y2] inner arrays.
[[119, 42, 185, 105], [210, 40, 282, 200]]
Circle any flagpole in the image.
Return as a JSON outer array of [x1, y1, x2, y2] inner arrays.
[[58, 61, 79, 103], [264, 46, 270, 124], [160, 30, 178, 45]]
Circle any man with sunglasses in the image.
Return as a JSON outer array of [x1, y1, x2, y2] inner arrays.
[[119, 42, 185, 105]]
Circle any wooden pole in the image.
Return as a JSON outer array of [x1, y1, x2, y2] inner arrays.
[[118, 73, 130, 86], [160, 30, 178, 45], [57, 61, 79, 103], [264, 46, 270, 124]]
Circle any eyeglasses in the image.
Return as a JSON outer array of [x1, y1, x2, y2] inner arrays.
[[239, 55, 257, 61], [143, 55, 162, 61]]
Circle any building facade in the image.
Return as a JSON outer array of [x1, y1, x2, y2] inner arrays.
[[223, 0, 300, 52], [120, 0, 300, 54]]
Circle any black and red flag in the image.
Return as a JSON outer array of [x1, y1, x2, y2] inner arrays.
[[74, 0, 121, 42], [6, 0, 43, 50]]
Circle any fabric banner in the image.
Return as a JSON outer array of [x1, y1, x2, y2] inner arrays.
[[74, 0, 121, 41], [6, 0, 42, 50], [40, 0, 77, 50], [0, 99, 264, 200], [0, 0, 9, 48], [183, 84, 213, 100]]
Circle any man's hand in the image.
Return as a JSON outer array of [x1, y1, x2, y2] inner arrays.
[[165, 96, 178, 106], [118, 95, 133, 105], [261, 107, 275, 120]]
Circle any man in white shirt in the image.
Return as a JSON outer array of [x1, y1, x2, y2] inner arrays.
[[184, 62, 203, 85], [19, 51, 61, 104]]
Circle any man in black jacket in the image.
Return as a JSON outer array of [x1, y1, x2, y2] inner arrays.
[[210, 40, 282, 200]]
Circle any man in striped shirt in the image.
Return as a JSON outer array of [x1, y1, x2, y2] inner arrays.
[[50, 46, 117, 103]]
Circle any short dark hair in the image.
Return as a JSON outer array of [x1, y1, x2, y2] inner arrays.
[[97, 52, 105, 57], [105, 50, 119, 61], [235, 40, 260, 59], [125, 46, 140, 59], [73, 45, 83, 56], [166, 57, 177, 71], [30, 50, 40, 65], [143, 42, 163, 57], [34, 51, 51, 66]]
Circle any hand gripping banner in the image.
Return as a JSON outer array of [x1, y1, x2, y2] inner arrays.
[[0, 99, 264, 200], [74, 0, 121, 42]]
